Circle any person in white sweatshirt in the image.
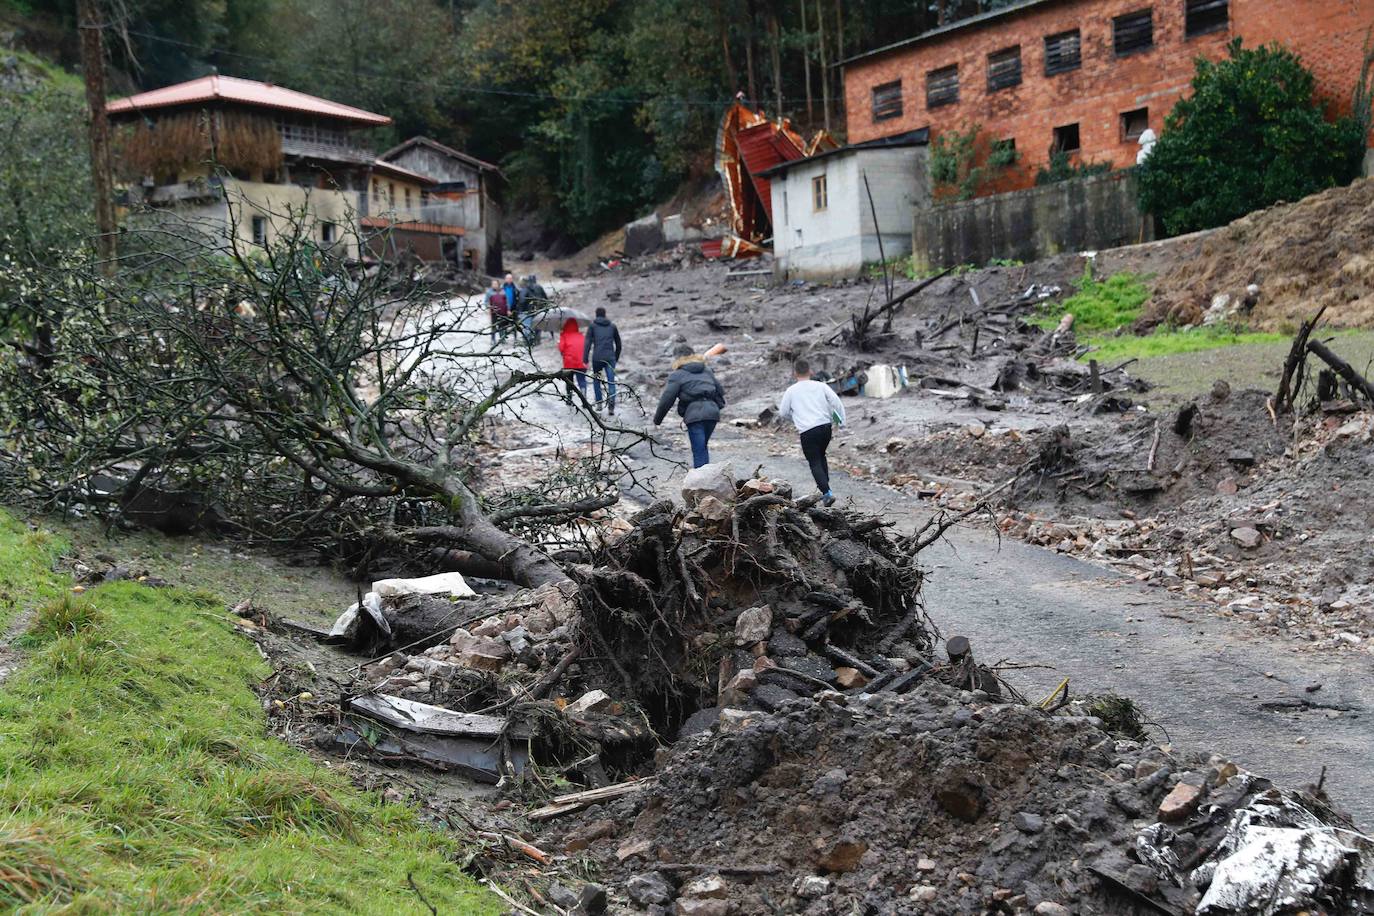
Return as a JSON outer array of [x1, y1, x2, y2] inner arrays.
[[777, 358, 845, 506]]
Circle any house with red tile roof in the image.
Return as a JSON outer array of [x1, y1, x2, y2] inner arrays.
[[109, 75, 498, 267]]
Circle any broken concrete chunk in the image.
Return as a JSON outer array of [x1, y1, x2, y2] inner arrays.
[[794, 875, 830, 899], [566, 689, 615, 716], [448, 629, 511, 671], [681, 462, 736, 508], [1157, 781, 1204, 822], [681, 874, 727, 899], [372, 571, 475, 598], [1230, 526, 1262, 549], [734, 605, 773, 646], [674, 899, 731, 916]]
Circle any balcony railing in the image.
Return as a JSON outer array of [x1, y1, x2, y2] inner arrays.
[[366, 201, 475, 228]]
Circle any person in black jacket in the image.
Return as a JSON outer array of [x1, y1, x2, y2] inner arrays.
[[582, 307, 622, 413], [653, 344, 726, 468]]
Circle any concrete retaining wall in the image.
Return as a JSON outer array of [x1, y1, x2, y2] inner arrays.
[[911, 170, 1149, 271]]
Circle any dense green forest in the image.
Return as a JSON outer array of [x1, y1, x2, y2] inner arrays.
[[4, 0, 1020, 241]]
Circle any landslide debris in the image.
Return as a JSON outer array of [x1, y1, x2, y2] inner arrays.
[[549, 682, 1374, 915], [1143, 178, 1374, 332]]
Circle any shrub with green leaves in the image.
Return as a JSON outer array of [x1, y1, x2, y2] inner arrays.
[[1138, 39, 1366, 236]]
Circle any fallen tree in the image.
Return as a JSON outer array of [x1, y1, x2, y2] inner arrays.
[[0, 202, 649, 586]]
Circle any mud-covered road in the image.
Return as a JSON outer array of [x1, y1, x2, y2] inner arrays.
[[626, 418, 1374, 828], [491, 263, 1374, 828]]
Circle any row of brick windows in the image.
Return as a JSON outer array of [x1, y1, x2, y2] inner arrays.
[[870, 0, 1228, 121]]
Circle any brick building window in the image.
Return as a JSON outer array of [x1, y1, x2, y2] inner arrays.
[[1113, 9, 1154, 57], [1120, 107, 1149, 141], [812, 174, 828, 211], [1044, 29, 1081, 76], [1185, 0, 1228, 37], [1052, 123, 1081, 154], [987, 46, 1022, 91], [872, 80, 903, 121], [926, 65, 959, 108]]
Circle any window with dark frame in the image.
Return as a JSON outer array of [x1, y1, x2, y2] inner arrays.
[[812, 174, 828, 211], [1185, 0, 1229, 37], [251, 215, 267, 246], [321, 221, 336, 244], [1120, 107, 1149, 141], [872, 80, 904, 121], [1052, 123, 1081, 154], [1044, 29, 1081, 75], [987, 46, 1022, 91], [1113, 9, 1154, 56], [926, 65, 959, 108]]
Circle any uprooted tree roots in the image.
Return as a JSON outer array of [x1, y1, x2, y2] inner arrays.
[[573, 487, 934, 735]]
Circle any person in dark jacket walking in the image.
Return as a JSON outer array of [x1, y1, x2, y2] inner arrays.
[[582, 307, 622, 413], [653, 343, 726, 468]]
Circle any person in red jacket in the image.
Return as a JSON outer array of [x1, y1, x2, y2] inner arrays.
[[558, 317, 588, 401]]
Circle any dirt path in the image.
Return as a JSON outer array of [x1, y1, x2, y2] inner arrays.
[[613, 417, 1374, 828]]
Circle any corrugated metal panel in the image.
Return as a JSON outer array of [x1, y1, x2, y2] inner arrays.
[[108, 75, 391, 126], [736, 122, 805, 229]]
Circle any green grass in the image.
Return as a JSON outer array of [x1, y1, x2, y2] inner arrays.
[[1035, 267, 1151, 334], [1082, 326, 1291, 363], [0, 513, 501, 913]]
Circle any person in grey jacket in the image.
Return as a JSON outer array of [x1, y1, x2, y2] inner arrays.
[[582, 307, 623, 413], [653, 344, 726, 468]]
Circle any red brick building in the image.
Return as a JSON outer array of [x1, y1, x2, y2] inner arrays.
[[841, 0, 1374, 192]]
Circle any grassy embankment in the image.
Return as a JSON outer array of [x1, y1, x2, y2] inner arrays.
[[0, 512, 500, 913], [1034, 267, 1289, 362]]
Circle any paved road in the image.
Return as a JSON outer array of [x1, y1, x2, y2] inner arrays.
[[626, 420, 1374, 828]]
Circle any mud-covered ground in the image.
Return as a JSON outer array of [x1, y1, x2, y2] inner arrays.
[[551, 247, 1374, 657]]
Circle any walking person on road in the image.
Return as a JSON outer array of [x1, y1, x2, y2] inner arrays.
[[520, 274, 549, 345], [778, 358, 845, 506], [485, 279, 509, 344], [502, 273, 526, 344], [654, 343, 726, 468], [557, 317, 588, 401], [582, 306, 622, 414]]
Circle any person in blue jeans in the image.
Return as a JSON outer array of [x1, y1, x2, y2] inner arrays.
[[582, 307, 623, 414], [653, 343, 726, 468]]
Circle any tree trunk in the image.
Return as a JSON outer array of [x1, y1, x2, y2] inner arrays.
[[745, 0, 759, 104], [76, 0, 116, 271], [800, 0, 813, 119], [768, 6, 783, 117], [816, 0, 830, 131], [441, 476, 572, 588], [714, 0, 739, 94]]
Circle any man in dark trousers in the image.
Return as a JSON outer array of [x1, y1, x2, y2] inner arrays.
[[582, 306, 622, 413], [654, 343, 725, 467], [778, 359, 845, 506]]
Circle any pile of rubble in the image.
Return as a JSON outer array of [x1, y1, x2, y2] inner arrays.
[[546, 680, 1374, 915], [323, 465, 971, 783]]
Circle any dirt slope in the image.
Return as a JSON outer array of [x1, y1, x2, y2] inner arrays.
[[1145, 178, 1374, 331]]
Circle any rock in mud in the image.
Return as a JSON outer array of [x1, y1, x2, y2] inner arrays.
[[1230, 526, 1262, 548], [681, 462, 736, 507], [627, 871, 674, 906]]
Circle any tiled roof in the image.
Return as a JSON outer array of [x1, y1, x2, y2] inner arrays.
[[381, 136, 500, 173], [107, 74, 391, 126]]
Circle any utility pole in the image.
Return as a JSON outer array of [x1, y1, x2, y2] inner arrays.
[[77, 0, 116, 269]]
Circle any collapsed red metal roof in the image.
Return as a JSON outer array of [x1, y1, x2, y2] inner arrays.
[[709, 102, 837, 258], [107, 75, 392, 127]]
